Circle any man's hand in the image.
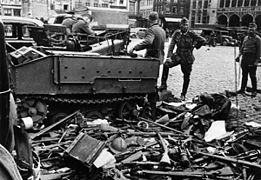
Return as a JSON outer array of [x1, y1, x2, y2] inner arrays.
[[235, 56, 240, 62], [128, 47, 135, 54], [165, 57, 172, 63]]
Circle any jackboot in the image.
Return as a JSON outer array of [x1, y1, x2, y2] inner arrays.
[[158, 65, 169, 91], [181, 76, 190, 98]]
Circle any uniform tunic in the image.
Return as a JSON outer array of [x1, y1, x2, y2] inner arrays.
[[133, 23, 166, 63]]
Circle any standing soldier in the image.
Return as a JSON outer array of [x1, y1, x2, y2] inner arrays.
[[128, 11, 166, 64], [235, 22, 261, 97], [159, 17, 206, 101]]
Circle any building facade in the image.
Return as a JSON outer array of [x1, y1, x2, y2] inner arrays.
[[189, 0, 218, 28], [153, 0, 190, 18], [217, 0, 261, 29], [1, 0, 22, 16], [190, 0, 261, 30]]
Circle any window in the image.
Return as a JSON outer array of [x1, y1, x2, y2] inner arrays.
[[94, 3, 98, 7], [251, 0, 256, 6], [180, 7, 184, 14], [238, 0, 243, 6], [119, 0, 123, 4], [4, 8, 12, 16], [4, 24, 13, 37], [63, 4, 68, 11], [22, 25, 30, 37], [13, 9, 20, 16], [219, 0, 225, 7], [102, 3, 108, 7], [192, 0, 196, 8], [85, 2, 90, 6], [225, 0, 230, 7], [166, 6, 170, 13], [172, 7, 176, 14], [198, 0, 202, 8], [244, 0, 249, 6], [203, 0, 208, 8], [202, 10, 208, 23], [232, 0, 237, 7]]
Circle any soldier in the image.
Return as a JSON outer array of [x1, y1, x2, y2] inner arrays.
[[159, 17, 206, 101], [72, 15, 95, 35], [128, 11, 166, 64], [235, 22, 261, 97], [61, 15, 78, 34]]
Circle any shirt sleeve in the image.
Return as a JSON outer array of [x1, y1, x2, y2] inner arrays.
[[81, 22, 95, 35], [134, 28, 155, 51], [192, 31, 206, 49], [256, 36, 261, 61]]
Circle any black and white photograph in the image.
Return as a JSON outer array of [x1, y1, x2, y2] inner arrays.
[[1, 0, 261, 179]]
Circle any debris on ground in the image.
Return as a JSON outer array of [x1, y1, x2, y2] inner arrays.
[[16, 91, 261, 180]]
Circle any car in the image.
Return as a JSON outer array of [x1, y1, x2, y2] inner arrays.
[[0, 16, 44, 52], [130, 27, 147, 39], [47, 14, 73, 24], [192, 28, 238, 46]]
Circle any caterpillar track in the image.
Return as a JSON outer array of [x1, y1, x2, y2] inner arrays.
[[11, 54, 160, 125], [17, 94, 147, 124]]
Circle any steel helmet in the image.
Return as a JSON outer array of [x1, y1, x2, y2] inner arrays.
[[109, 137, 127, 154]]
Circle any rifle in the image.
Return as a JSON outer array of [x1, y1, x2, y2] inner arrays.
[[138, 170, 217, 178], [115, 140, 158, 158], [138, 117, 187, 136], [198, 151, 261, 170], [157, 132, 171, 165]]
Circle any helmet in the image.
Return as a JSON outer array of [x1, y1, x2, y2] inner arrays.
[[109, 137, 127, 154]]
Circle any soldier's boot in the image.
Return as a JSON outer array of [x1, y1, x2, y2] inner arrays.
[[251, 75, 257, 97], [181, 76, 190, 101], [237, 74, 248, 94], [158, 65, 169, 91]]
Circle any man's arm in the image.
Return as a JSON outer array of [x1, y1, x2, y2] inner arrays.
[[167, 31, 177, 57], [134, 28, 155, 51], [255, 36, 261, 65], [192, 31, 206, 49], [81, 22, 95, 35]]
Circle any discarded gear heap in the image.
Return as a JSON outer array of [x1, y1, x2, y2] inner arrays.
[[19, 91, 261, 180]]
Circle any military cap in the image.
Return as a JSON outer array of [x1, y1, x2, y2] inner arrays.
[[180, 17, 189, 24], [249, 22, 257, 29], [149, 11, 159, 22]]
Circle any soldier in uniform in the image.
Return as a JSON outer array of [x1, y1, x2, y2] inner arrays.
[[62, 15, 78, 34], [72, 15, 95, 35], [159, 17, 206, 101], [235, 22, 261, 97], [128, 11, 166, 64]]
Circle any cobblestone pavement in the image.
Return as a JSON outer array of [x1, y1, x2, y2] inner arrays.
[[130, 39, 261, 121], [162, 45, 261, 113]]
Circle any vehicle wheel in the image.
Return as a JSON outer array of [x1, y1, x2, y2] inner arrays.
[[130, 34, 136, 38], [18, 99, 48, 123], [85, 111, 104, 119], [222, 40, 228, 46], [50, 112, 68, 124], [118, 101, 139, 120]]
